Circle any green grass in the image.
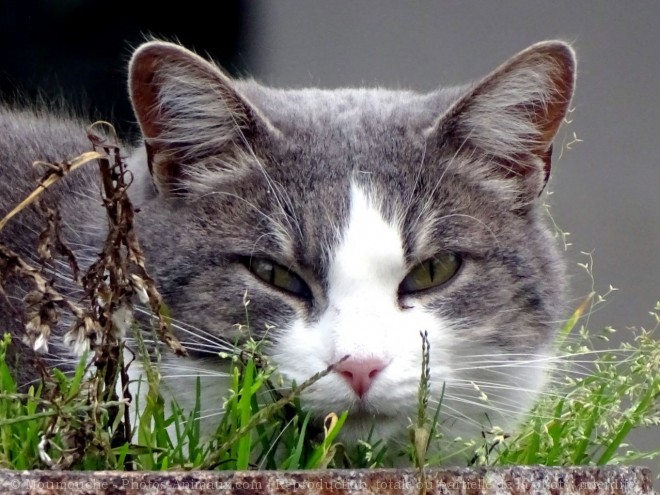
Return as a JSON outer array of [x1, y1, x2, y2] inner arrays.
[[474, 300, 660, 468], [0, 296, 658, 471]]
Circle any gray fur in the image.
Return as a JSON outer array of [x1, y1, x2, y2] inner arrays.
[[0, 40, 575, 447]]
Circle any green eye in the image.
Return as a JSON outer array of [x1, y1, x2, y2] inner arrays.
[[245, 258, 312, 299], [399, 253, 461, 295]]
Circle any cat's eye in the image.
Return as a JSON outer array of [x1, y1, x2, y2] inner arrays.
[[399, 253, 461, 295], [244, 258, 312, 299]]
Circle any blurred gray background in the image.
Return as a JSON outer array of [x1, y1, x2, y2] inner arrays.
[[1, 0, 657, 474], [242, 1, 659, 472]]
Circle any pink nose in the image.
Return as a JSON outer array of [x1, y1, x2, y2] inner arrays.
[[335, 357, 387, 398]]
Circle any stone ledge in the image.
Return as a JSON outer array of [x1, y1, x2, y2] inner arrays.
[[0, 466, 655, 494]]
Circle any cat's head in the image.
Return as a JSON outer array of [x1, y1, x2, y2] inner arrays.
[[128, 40, 576, 449]]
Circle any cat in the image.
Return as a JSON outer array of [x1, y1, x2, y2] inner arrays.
[[0, 39, 576, 459]]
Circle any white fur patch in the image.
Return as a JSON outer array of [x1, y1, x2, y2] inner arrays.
[[272, 184, 455, 442], [269, 184, 555, 446], [326, 185, 408, 359]]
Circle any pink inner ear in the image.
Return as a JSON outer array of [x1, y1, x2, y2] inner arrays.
[[536, 48, 576, 147], [129, 49, 168, 141], [127, 41, 278, 195], [431, 42, 575, 203], [541, 144, 553, 194]]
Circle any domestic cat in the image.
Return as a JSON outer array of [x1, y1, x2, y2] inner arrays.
[[0, 40, 575, 457]]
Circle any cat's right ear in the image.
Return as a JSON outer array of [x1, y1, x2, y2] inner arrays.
[[431, 41, 576, 207], [129, 41, 276, 195]]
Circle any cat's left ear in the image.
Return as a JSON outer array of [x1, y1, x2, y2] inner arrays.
[[128, 41, 278, 196], [433, 41, 576, 204]]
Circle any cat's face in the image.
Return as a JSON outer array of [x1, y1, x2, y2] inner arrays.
[[128, 41, 575, 447]]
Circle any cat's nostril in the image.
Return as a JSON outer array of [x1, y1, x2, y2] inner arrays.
[[335, 357, 388, 398]]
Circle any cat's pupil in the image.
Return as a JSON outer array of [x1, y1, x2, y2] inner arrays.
[[398, 252, 461, 295], [245, 257, 312, 299]]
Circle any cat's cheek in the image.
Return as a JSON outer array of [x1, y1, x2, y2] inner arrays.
[[268, 318, 337, 400]]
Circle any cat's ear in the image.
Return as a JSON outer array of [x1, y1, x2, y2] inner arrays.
[[433, 40, 576, 205], [129, 41, 275, 195]]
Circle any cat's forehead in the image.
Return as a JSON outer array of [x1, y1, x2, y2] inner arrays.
[[236, 83, 462, 137]]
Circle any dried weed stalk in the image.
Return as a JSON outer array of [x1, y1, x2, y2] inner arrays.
[[0, 121, 186, 468], [81, 122, 186, 357]]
